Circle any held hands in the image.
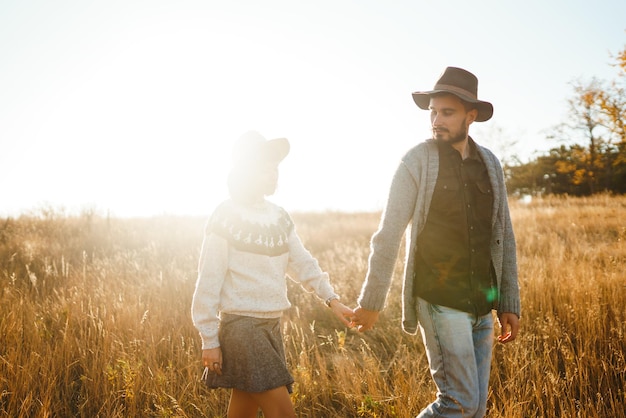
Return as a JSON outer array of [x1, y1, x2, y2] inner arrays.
[[351, 306, 380, 332], [323, 300, 382, 332]]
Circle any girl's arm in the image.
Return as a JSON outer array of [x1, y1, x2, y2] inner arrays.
[[286, 228, 354, 326], [191, 232, 229, 349]]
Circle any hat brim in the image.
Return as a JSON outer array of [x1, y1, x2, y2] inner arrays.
[[412, 90, 493, 122], [233, 132, 290, 166], [264, 137, 290, 163]]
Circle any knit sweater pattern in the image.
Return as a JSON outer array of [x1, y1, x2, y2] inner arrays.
[[191, 199, 338, 349]]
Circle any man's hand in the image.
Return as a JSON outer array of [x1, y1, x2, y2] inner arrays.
[[352, 307, 380, 332], [497, 312, 520, 343]]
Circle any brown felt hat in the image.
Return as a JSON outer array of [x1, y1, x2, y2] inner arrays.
[[411, 67, 493, 122]]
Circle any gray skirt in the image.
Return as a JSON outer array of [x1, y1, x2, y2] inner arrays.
[[204, 313, 294, 393]]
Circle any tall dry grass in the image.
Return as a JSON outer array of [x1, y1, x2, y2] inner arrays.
[[0, 195, 624, 417]]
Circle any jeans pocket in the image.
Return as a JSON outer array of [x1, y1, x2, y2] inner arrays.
[[429, 302, 443, 314]]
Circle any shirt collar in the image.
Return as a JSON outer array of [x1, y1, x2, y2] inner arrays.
[[436, 136, 482, 162], [466, 137, 482, 161]]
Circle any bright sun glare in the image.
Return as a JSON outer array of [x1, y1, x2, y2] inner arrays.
[[3, 1, 625, 217], [2, 2, 421, 217], [7, 9, 305, 217]]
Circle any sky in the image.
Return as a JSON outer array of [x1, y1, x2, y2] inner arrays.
[[1, 0, 625, 217]]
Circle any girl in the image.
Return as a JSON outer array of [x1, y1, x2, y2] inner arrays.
[[191, 131, 354, 418]]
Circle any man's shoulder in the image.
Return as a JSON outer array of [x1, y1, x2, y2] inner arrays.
[[469, 137, 496, 158], [474, 143, 502, 167], [403, 139, 436, 159]]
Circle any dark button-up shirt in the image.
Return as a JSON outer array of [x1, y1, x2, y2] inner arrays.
[[413, 138, 496, 315]]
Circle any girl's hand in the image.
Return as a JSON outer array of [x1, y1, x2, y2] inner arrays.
[[329, 299, 355, 327], [202, 347, 223, 375]]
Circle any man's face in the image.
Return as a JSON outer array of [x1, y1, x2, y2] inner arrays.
[[429, 94, 477, 144]]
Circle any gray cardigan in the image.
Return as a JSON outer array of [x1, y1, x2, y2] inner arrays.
[[358, 139, 521, 334]]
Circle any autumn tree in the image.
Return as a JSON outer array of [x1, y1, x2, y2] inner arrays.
[[597, 46, 626, 191], [507, 42, 626, 195]]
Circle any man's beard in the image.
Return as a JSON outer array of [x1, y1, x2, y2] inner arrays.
[[433, 124, 467, 144]]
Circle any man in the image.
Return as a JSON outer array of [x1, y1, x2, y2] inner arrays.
[[352, 67, 521, 418]]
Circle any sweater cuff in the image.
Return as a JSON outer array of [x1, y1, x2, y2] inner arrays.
[[497, 296, 521, 318], [201, 335, 220, 350], [198, 325, 220, 350], [357, 290, 386, 312]]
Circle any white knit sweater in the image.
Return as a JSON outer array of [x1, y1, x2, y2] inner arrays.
[[191, 199, 338, 349]]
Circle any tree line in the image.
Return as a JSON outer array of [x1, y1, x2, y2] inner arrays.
[[506, 43, 626, 196]]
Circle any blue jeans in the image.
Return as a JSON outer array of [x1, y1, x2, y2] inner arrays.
[[416, 297, 494, 418]]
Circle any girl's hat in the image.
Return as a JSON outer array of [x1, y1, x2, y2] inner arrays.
[[232, 131, 290, 166]]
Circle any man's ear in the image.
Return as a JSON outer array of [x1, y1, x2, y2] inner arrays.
[[467, 108, 478, 124]]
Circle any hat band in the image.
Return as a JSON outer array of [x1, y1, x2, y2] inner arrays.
[[433, 83, 477, 100]]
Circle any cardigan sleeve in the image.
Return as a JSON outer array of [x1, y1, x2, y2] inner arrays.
[[497, 185, 521, 317], [357, 159, 418, 311]]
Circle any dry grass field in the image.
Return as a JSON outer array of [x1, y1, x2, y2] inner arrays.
[[1, 194, 625, 417]]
